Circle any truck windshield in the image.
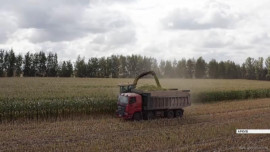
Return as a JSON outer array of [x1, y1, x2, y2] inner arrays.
[[118, 95, 128, 105]]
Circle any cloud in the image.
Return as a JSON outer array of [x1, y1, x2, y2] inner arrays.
[[162, 1, 241, 30], [251, 33, 270, 45], [107, 29, 136, 45], [25, 9, 133, 43], [201, 30, 234, 48], [0, 0, 134, 43], [0, 0, 270, 64], [81, 9, 132, 34], [0, 12, 17, 43], [90, 28, 137, 52]]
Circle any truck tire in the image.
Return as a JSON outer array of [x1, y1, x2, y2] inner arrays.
[[175, 109, 183, 118], [145, 111, 155, 120], [133, 112, 142, 121], [166, 110, 174, 119]]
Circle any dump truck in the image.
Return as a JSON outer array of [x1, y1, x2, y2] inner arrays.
[[116, 71, 191, 120]]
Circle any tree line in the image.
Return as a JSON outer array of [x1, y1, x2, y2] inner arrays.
[[1, 49, 270, 80]]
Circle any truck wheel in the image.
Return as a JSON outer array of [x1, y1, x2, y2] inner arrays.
[[133, 112, 142, 121], [146, 111, 155, 120], [166, 110, 174, 119], [175, 109, 183, 118]]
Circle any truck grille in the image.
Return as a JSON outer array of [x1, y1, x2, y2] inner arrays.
[[117, 105, 126, 116]]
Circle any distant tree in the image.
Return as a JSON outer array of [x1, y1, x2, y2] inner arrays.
[[218, 61, 225, 78], [86, 59, 93, 77], [106, 57, 112, 77], [59, 61, 73, 77], [87, 57, 99, 77], [0, 50, 4, 77], [46, 53, 58, 77], [224, 61, 238, 79], [172, 59, 178, 78], [15, 54, 23, 76], [23, 52, 32, 77], [195, 57, 206, 78], [244, 57, 255, 79], [135, 55, 144, 75], [135, 55, 144, 76], [208, 59, 219, 78], [164, 60, 173, 78], [3, 51, 8, 75], [240, 63, 246, 79], [186, 59, 195, 78], [98, 57, 108, 77], [6, 50, 16, 77], [265, 57, 270, 80], [75, 56, 87, 77], [263, 67, 268, 80], [53, 53, 58, 75], [254, 57, 264, 80], [66, 60, 73, 77], [177, 59, 187, 78], [159, 60, 166, 77], [127, 55, 139, 77], [141, 56, 152, 74], [119, 55, 128, 78], [31, 53, 39, 76], [110, 55, 120, 78], [38, 51, 47, 76], [59, 61, 67, 77], [151, 58, 161, 77], [235, 64, 242, 79], [2, 49, 270, 80]]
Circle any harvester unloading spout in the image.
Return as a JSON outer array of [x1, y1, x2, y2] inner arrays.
[[119, 71, 161, 93], [133, 71, 161, 88]]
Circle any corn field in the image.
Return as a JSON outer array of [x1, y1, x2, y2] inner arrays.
[[1, 78, 270, 122], [0, 97, 116, 122], [196, 88, 270, 103]]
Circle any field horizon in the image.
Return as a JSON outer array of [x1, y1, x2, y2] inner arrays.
[[1, 77, 270, 98]]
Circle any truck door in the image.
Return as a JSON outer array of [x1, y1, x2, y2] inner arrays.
[[128, 96, 142, 113]]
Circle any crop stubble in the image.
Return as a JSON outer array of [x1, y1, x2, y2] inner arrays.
[[0, 98, 270, 151]]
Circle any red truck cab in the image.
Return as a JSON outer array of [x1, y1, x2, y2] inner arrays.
[[116, 71, 190, 121], [116, 93, 142, 119]]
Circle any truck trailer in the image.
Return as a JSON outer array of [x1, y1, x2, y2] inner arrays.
[[116, 71, 191, 120]]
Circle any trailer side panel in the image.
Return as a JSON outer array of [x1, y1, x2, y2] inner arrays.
[[142, 90, 191, 110]]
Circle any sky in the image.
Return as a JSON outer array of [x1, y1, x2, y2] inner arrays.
[[0, 0, 270, 63]]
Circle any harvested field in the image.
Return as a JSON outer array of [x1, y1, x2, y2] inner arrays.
[[0, 98, 270, 151]]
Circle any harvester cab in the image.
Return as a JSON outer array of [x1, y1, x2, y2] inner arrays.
[[118, 84, 136, 93]]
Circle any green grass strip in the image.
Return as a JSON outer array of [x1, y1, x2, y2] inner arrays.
[[196, 88, 270, 103]]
